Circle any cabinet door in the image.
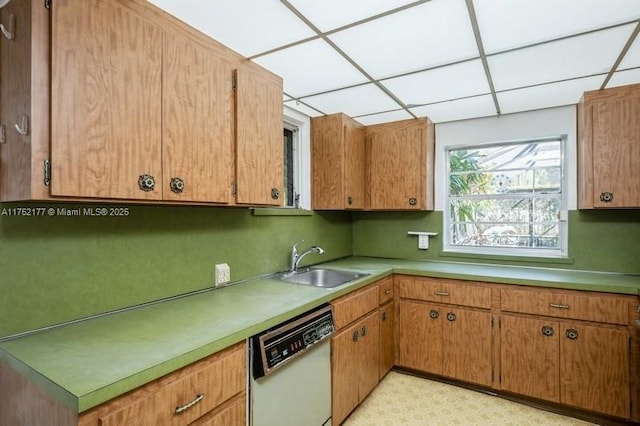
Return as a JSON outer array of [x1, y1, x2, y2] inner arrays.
[[500, 315, 559, 403], [442, 308, 492, 387], [367, 118, 432, 210], [358, 311, 380, 401], [331, 322, 360, 426], [311, 114, 344, 209], [163, 34, 233, 203], [51, 0, 163, 199], [344, 117, 366, 209], [397, 300, 442, 374], [235, 66, 283, 206], [589, 88, 640, 208], [560, 323, 629, 418], [379, 302, 395, 379]]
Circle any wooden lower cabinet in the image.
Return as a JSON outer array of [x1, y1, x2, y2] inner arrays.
[[501, 314, 630, 418], [397, 300, 492, 387], [379, 301, 395, 379], [332, 311, 379, 425]]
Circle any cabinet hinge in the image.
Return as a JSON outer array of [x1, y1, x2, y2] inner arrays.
[[498, 318, 501, 329], [43, 159, 51, 187], [45, 0, 51, 9], [491, 317, 494, 328], [231, 181, 237, 197], [232, 75, 237, 90]]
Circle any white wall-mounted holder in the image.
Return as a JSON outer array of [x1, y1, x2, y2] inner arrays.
[[407, 231, 438, 250]]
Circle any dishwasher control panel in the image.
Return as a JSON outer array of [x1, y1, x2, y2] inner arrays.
[[252, 304, 334, 378]]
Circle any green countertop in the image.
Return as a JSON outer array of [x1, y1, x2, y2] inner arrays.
[[1, 256, 639, 413]]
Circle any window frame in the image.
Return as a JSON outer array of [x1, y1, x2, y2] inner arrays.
[[282, 106, 311, 210], [443, 135, 569, 259]]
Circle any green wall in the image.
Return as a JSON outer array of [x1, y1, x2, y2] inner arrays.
[[0, 203, 352, 338], [352, 210, 640, 273]]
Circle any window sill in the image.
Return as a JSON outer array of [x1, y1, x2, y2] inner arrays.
[[440, 250, 574, 265], [250, 208, 314, 217]]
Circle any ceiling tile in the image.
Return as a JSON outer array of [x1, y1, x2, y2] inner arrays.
[[148, 1, 315, 57], [474, 0, 640, 54], [353, 109, 413, 126], [383, 60, 490, 106], [619, 36, 640, 69], [409, 95, 497, 123], [488, 25, 633, 91], [606, 68, 640, 88], [253, 39, 367, 97], [497, 76, 604, 114], [301, 84, 400, 117], [328, 0, 478, 79], [283, 100, 324, 117], [287, 0, 418, 32]]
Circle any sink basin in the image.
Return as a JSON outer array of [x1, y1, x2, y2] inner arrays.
[[274, 268, 369, 288]]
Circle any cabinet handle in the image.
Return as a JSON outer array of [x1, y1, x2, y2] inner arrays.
[[446, 312, 456, 322], [347, 196, 353, 205], [549, 303, 569, 310], [435, 291, 449, 296], [138, 174, 156, 192], [170, 177, 185, 193], [382, 312, 388, 321], [271, 188, 280, 200], [384, 288, 391, 295], [0, 13, 14, 40], [541, 326, 554, 337], [429, 310, 439, 319], [352, 330, 359, 342], [15, 114, 29, 136], [599, 192, 614, 203], [0, 124, 5, 144], [565, 329, 579, 340], [175, 393, 205, 414], [361, 326, 367, 337], [408, 197, 417, 206]]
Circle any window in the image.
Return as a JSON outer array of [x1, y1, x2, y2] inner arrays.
[[283, 125, 300, 208], [445, 136, 567, 258]]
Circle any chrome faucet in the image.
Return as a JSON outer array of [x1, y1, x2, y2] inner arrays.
[[290, 240, 325, 273]]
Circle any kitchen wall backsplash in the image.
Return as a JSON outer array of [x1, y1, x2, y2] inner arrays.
[[352, 210, 640, 274], [0, 203, 351, 338]]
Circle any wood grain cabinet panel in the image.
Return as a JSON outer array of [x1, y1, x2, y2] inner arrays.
[[50, 0, 163, 200], [379, 301, 395, 379], [396, 276, 491, 309], [311, 113, 366, 210], [332, 284, 379, 330], [378, 277, 394, 305], [398, 300, 442, 374], [578, 83, 640, 208], [366, 118, 434, 211]]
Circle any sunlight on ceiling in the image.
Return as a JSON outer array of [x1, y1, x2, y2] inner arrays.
[[148, 0, 640, 124]]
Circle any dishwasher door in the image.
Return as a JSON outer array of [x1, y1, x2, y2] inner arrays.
[[250, 338, 331, 426]]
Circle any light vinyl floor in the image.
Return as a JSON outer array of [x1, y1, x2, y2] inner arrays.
[[343, 371, 597, 426]]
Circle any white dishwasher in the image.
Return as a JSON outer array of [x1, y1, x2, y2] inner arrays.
[[249, 304, 334, 426]]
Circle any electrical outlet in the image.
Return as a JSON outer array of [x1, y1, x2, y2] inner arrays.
[[214, 263, 230, 286]]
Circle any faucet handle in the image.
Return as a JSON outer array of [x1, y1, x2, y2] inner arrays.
[[292, 239, 305, 253]]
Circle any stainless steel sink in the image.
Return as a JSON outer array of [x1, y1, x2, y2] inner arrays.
[[274, 268, 369, 288]]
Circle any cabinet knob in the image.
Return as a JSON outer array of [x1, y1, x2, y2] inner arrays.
[[599, 192, 614, 203], [170, 177, 185, 193], [138, 174, 156, 192], [352, 330, 359, 342], [408, 197, 417, 206], [0, 124, 5, 144], [361, 326, 367, 337], [429, 310, 439, 319], [384, 288, 391, 295], [382, 312, 388, 321], [347, 196, 353, 205], [541, 326, 554, 337], [565, 328, 579, 340], [271, 188, 280, 200], [446, 312, 456, 322]]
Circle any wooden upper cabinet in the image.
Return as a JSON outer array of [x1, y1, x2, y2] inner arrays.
[[0, 0, 50, 201], [366, 118, 434, 210], [51, 0, 163, 200], [235, 66, 284, 206], [311, 113, 365, 210], [578, 83, 640, 208], [162, 34, 234, 203]]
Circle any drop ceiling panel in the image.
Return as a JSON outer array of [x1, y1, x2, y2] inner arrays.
[[488, 25, 634, 91], [607, 68, 640, 88], [354, 109, 413, 125], [301, 84, 400, 117], [619, 36, 640, 69], [474, 0, 640, 54], [409, 95, 497, 123], [383, 60, 490, 106], [328, 0, 478, 79], [498, 76, 604, 114], [147, 0, 314, 57], [283, 101, 324, 117], [286, 0, 418, 32], [253, 39, 368, 97]]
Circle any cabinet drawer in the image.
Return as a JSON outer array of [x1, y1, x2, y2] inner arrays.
[[396, 276, 491, 309], [379, 277, 394, 304], [80, 342, 246, 426], [332, 284, 379, 330], [501, 287, 628, 325]]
